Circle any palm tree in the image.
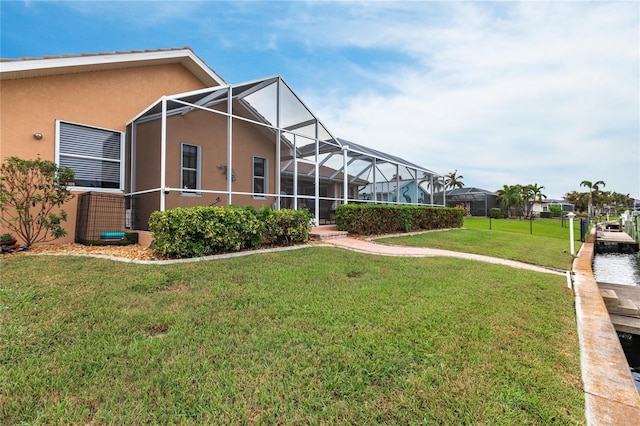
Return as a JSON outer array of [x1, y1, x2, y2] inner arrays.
[[580, 180, 605, 218], [527, 183, 547, 215], [515, 185, 531, 216], [417, 172, 444, 204], [445, 170, 464, 189], [496, 184, 520, 217]]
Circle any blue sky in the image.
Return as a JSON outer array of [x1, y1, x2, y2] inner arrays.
[[2, 1, 639, 199]]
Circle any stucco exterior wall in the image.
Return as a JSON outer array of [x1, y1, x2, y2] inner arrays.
[[1, 63, 207, 161], [0, 63, 209, 243], [132, 107, 277, 229]]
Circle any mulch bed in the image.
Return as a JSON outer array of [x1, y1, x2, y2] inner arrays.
[[15, 243, 166, 261]]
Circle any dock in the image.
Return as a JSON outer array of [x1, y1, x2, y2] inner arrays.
[[598, 281, 640, 334], [595, 224, 639, 253]]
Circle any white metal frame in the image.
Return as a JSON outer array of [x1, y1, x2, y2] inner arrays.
[[126, 76, 445, 227]]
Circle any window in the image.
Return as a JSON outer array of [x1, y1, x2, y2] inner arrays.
[[181, 143, 201, 195], [56, 121, 123, 190], [253, 156, 267, 197]]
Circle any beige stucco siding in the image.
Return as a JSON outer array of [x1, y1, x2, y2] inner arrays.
[[0, 63, 209, 243], [1, 63, 207, 162], [132, 107, 277, 229]]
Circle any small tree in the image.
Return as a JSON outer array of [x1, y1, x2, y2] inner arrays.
[[0, 156, 75, 246]]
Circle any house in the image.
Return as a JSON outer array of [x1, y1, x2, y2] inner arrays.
[[1, 48, 445, 244], [531, 199, 575, 214], [359, 178, 433, 204], [432, 187, 498, 217]]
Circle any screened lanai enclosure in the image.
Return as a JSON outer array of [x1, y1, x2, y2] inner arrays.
[[124, 76, 445, 229], [433, 187, 498, 217]]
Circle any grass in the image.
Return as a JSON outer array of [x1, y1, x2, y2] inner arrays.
[[0, 248, 584, 424], [379, 217, 583, 271]]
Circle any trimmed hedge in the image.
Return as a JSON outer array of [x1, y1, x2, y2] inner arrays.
[[148, 205, 313, 259], [335, 204, 464, 235], [257, 206, 313, 246], [490, 208, 502, 219]]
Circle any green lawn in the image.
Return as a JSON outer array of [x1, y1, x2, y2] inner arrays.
[[379, 217, 583, 271], [1, 248, 583, 424]]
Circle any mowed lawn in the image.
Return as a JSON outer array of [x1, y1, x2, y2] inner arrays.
[[1, 247, 583, 424], [380, 217, 583, 271]]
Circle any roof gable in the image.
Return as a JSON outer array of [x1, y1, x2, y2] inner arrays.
[[0, 47, 224, 86]]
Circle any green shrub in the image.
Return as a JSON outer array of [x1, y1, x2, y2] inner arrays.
[[548, 205, 563, 217], [148, 206, 262, 258], [490, 208, 502, 219], [335, 204, 464, 235], [148, 205, 313, 258], [539, 211, 553, 219], [260, 206, 313, 246], [0, 156, 75, 245]]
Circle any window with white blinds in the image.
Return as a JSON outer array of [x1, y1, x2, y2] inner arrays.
[[56, 121, 123, 190]]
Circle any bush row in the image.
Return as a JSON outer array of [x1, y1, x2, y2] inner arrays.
[[335, 204, 464, 235], [148, 206, 313, 259]]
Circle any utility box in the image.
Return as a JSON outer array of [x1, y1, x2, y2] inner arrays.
[[75, 192, 127, 245]]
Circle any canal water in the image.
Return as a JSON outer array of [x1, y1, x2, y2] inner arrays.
[[592, 251, 640, 390], [592, 252, 640, 285]]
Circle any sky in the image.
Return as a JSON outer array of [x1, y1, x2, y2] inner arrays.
[[2, 0, 639, 199]]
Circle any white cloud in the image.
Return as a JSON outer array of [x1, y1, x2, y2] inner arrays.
[[14, 1, 636, 198], [290, 1, 639, 198]]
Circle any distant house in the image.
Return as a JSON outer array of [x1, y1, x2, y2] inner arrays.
[[359, 179, 430, 204], [531, 199, 575, 214], [0, 48, 445, 243], [433, 187, 498, 217]]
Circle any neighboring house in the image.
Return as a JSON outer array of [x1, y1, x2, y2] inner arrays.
[[433, 187, 498, 217], [359, 180, 430, 204], [1, 48, 445, 244], [531, 199, 575, 214]]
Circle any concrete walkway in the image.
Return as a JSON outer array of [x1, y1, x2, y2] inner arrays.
[[324, 236, 565, 276]]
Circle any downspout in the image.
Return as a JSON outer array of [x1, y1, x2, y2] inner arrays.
[[160, 96, 167, 212]]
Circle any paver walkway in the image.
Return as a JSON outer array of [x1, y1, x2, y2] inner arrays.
[[324, 236, 566, 276]]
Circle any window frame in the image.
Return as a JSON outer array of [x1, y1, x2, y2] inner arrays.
[[181, 143, 202, 196], [55, 120, 124, 192], [252, 156, 268, 199]]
